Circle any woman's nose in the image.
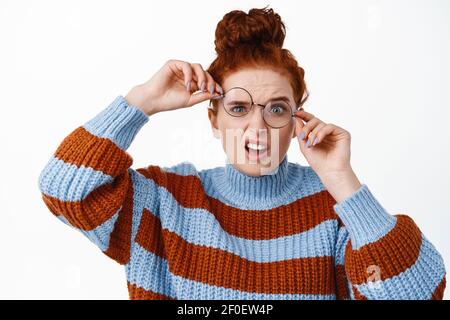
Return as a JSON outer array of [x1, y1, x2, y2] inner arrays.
[[247, 104, 268, 128]]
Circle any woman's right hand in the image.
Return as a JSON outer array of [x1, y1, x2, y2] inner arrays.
[[125, 59, 224, 116]]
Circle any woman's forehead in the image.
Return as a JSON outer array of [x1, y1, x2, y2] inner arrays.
[[222, 69, 293, 98]]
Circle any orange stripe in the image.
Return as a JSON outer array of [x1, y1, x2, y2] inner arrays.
[[335, 264, 350, 300], [352, 286, 367, 300], [344, 215, 422, 285], [137, 165, 339, 240], [135, 208, 166, 259], [431, 276, 446, 300], [103, 180, 134, 265], [134, 210, 335, 295], [127, 282, 175, 300], [54, 127, 132, 177], [165, 229, 335, 294], [42, 173, 130, 231]]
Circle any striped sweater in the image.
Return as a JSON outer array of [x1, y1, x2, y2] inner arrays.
[[38, 95, 446, 300]]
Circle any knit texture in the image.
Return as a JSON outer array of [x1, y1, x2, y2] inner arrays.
[[38, 95, 446, 300]]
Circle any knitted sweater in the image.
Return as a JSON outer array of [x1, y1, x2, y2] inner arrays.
[[38, 95, 446, 300]]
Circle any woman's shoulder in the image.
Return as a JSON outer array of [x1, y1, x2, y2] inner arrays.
[[135, 160, 198, 175], [132, 161, 201, 188]]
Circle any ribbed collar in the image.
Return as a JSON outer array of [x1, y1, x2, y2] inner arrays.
[[212, 155, 301, 208]]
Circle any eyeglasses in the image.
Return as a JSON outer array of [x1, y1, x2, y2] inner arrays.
[[208, 86, 302, 128]]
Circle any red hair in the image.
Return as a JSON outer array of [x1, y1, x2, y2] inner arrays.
[[207, 6, 309, 115]]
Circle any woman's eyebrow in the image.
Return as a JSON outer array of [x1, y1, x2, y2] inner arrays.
[[226, 96, 291, 105], [266, 96, 290, 104]]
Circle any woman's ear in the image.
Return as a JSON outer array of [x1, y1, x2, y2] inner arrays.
[[292, 124, 299, 139], [292, 112, 304, 138], [208, 108, 221, 139]]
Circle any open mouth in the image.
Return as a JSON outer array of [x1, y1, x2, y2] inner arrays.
[[244, 140, 269, 161]]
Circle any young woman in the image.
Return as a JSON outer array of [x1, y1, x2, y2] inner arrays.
[[38, 7, 446, 300]]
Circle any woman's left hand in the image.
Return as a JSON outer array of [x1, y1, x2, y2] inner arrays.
[[294, 109, 362, 202], [294, 109, 351, 176]]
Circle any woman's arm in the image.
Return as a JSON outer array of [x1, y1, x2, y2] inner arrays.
[[38, 60, 222, 266], [38, 95, 151, 264], [331, 184, 446, 300]]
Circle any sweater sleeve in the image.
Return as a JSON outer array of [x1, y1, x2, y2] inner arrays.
[[38, 95, 153, 265], [331, 184, 446, 300]]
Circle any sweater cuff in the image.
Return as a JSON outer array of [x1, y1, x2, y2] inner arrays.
[[333, 184, 397, 249], [83, 95, 149, 150]]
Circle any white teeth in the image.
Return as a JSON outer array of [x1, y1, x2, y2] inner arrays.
[[246, 143, 267, 151]]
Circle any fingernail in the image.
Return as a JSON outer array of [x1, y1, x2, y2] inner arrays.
[[218, 85, 224, 95], [298, 131, 305, 140], [313, 138, 319, 146], [186, 81, 191, 92], [201, 81, 206, 92], [209, 84, 214, 94], [305, 139, 311, 148], [313, 137, 318, 146]]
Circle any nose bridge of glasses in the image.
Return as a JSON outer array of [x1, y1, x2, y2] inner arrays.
[[247, 102, 288, 127], [248, 102, 264, 116], [253, 102, 266, 109], [248, 102, 267, 123]]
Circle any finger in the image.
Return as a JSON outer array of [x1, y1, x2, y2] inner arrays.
[[298, 117, 322, 142], [303, 119, 322, 148], [294, 113, 306, 137], [215, 83, 224, 95], [189, 75, 200, 92], [307, 122, 326, 147], [187, 91, 222, 106], [186, 72, 223, 105], [175, 60, 193, 91], [204, 71, 224, 96], [172, 60, 195, 92], [191, 63, 208, 93], [312, 124, 335, 146], [295, 109, 315, 122], [187, 78, 222, 106]]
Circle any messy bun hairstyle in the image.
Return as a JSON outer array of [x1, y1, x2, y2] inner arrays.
[[207, 6, 309, 114]]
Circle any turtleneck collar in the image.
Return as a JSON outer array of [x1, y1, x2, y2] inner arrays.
[[212, 154, 302, 208]]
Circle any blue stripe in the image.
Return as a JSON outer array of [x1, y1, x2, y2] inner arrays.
[[333, 184, 397, 250], [126, 243, 336, 300], [126, 244, 177, 298], [129, 170, 152, 250], [38, 156, 113, 202], [354, 235, 446, 299], [164, 207, 337, 261], [201, 165, 322, 210], [83, 95, 148, 150], [160, 161, 199, 177]]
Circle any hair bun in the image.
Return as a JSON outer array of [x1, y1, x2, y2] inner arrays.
[[214, 6, 286, 55]]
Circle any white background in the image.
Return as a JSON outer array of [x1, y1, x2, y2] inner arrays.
[[0, 0, 449, 299]]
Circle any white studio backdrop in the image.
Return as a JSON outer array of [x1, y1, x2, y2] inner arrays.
[[0, 0, 449, 299]]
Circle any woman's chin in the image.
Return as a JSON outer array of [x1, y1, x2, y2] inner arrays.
[[231, 155, 281, 177]]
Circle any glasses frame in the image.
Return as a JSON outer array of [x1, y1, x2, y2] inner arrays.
[[208, 86, 303, 128]]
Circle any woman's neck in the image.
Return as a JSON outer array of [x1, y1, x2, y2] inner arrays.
[[212, 155, 303, 208]]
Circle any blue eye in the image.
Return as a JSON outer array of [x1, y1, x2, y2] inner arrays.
[[231, 106, 246, 113], [270, 104, 286, 114]]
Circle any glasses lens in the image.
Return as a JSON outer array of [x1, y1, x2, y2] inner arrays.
[[222, 88, 252, 117], [263, 101, 292, 128]]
